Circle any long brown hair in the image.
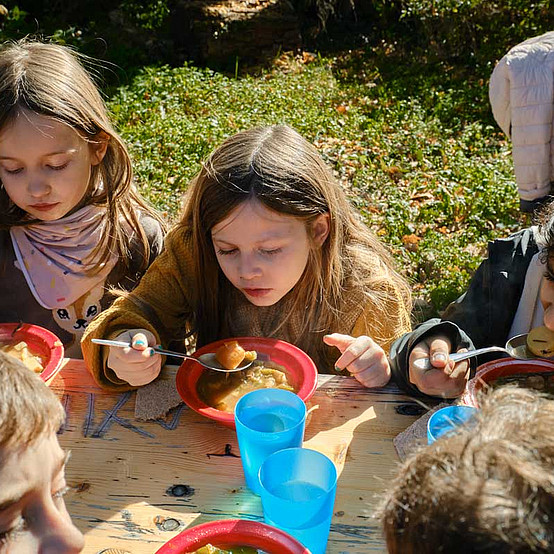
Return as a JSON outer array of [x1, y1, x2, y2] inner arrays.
[[178, 125, 411, 360], [0, 39, 165, 271]]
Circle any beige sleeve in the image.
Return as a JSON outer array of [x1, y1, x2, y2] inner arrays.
[[81, 227, 195, 391], [489, 56, 511, 138]]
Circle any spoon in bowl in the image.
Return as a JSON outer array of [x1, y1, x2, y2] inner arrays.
[[91, 338, 254, 373], [413, 333, 550, 371]]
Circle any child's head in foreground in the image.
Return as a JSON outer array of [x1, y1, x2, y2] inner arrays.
[[0, 38, 155, 268], [380, 385, 554, 553], [0, 351, 84, 553]]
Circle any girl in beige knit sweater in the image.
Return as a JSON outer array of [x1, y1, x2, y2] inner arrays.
[[82, 125, 411, 390]]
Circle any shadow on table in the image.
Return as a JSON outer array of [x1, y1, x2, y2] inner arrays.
[[302, 376, 428, 553]]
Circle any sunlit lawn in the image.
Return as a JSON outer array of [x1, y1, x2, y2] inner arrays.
[[109, 45, 525, 319]]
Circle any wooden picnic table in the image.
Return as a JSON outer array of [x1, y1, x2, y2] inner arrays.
[[51, 359, 426, 554]]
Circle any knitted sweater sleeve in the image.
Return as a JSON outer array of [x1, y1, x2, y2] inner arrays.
[[350, 279, 412, 355], [81, 226, 195, 390]]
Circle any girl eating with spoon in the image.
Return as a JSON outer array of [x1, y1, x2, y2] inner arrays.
[[390, 200, 554, 399], [82, 125, 411, 390]]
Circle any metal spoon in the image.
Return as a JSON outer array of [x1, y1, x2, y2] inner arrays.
[[91, 338, 254, 373], [413, 333, 550, 371]]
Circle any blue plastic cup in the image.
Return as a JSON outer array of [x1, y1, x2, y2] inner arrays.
[[234, 389, 306, 495], [427, 405, 478, 444], [259, 447, 337, 554]]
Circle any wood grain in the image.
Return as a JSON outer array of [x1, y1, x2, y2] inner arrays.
[[51, 360, 423, 553]]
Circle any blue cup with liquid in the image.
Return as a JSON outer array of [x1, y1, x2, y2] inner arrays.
[[259, 447, 337, 554], [234, 388, 306, 495], [427, 405, 478, 444]]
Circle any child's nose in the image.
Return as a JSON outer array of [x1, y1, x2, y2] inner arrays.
[[28, 177, 51, 198], [239, 254, 262, 280]]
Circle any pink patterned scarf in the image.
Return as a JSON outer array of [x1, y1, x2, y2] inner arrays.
[[10, 205, 118, 309]]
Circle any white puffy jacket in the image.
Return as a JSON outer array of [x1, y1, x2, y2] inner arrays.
[[489, 31, 554, 203]]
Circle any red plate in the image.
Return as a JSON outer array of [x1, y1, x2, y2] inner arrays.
[[461, 357, 554, 407], [176, 337, 318, 429], [0, 323, 64, 384], [154, 519, 310, 553]]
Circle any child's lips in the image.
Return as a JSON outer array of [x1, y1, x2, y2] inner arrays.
[[29, 202, 59, 212], [242, 288, 272, 298]]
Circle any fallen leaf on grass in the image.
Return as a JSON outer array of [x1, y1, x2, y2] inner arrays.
[[402, 234, 421, 251]]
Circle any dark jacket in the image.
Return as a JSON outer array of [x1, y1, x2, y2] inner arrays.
[[390, 228, 539, 397]]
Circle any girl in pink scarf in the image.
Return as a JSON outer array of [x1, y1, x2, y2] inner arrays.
[[0, 40, 165, 357]]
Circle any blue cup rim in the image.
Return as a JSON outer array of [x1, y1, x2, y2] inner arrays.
[[258, 447, 338, 502], [427, 405, 478, 443], [234, 389, 307, 437]]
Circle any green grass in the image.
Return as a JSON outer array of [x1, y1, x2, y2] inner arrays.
[[109, 46, 526, 320]]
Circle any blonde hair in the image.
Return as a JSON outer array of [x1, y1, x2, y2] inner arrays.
[[0, 39, 164, 272], [179, 125, 411, 364], [380, 386, 554, 553], [0, 351, 64, 449]]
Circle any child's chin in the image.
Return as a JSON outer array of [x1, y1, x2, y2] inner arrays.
[[242, 291, 281, 307]]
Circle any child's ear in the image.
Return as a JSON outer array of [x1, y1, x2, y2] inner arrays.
[[89, 131, 110, 166], [311, 213, 330, 246]]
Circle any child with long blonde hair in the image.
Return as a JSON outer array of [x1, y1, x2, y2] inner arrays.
[[0, 40, 165, 357], [82, 125, 411, 389]]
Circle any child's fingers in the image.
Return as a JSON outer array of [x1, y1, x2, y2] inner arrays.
[[343, 345, 386, 376], [428, 337, 453, 369], [112, 329, 157, 356], [108, 350, 161, 386], [121, 359, 162, 387], [108, 329, 161, 386], [323, 333, 355, 353], [325, 333, 390, 388], [447, 348, 470, 380], [130, 330, 157, 351], [108, 347, 149, 372], [352, 365, 389, 388], [344, 343, 390, 387], [333, 336, 375, 371], [409, 342, 431, 373]]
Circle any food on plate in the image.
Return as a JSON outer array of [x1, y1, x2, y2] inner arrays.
[[215, 340, 257, 370], [491, 371, 554, 396], [527, 326, 554, 357], [197, 361, 296, 413], [0, 340, 44, 373], [191, 545, 258, 554]]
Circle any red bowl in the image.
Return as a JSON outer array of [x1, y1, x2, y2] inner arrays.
[[0, 323, 64, 384], [461, 357, 554, 407], [176, 337, 318, 429], [154, 519, 310, 553]]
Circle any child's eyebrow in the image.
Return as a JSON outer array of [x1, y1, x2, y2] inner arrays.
[[0, 449, 71, 511], [0, 491, 25, 512], [212, 237, 285, 248], [0, 149, 77, 161], [211, 238, 236, 245], [213, 231, 288, 243]]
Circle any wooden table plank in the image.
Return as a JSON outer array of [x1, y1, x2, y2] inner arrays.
[[51, 360, 423, 554]]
